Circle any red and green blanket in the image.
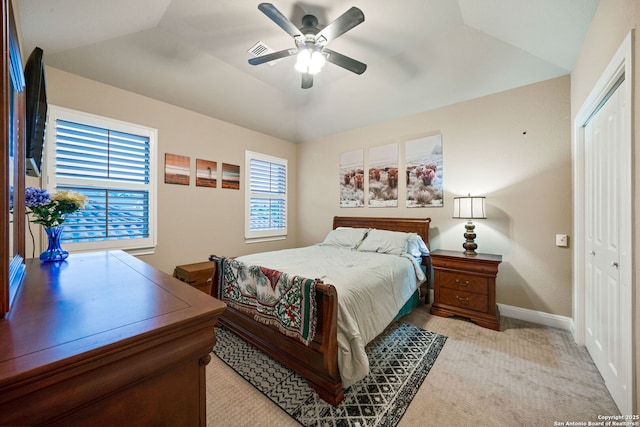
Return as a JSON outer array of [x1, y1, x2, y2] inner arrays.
[[218, 257, 318, 346]]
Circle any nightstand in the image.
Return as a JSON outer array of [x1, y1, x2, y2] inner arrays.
[[429, 249, 502, 330], [174, 261, 216, 295]]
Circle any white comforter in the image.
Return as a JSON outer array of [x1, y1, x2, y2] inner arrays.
[[237, 245, 425, 388]]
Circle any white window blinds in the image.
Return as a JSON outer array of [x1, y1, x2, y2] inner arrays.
[[45, 106, 157, 253], [55, 119, 150, 183], [245, 151, 287, 240]]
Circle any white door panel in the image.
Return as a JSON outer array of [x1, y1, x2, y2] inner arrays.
[[583, 80, 628, 413]]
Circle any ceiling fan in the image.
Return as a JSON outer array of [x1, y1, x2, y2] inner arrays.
[[248, 3, 367, 89]]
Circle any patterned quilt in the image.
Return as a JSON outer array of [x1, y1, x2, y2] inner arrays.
[[218, 257, 318, 346]]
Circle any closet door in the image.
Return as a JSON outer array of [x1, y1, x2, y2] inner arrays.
[[583, 78, 629, 413]]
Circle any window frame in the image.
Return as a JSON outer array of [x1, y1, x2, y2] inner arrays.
[[44, 105, 157, 254], [244, 150, 288, 242]]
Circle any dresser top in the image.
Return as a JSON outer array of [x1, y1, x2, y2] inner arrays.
[[0, 251, 226, 382]]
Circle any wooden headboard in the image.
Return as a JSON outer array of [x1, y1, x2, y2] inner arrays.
[[333, 216, 431, 247]]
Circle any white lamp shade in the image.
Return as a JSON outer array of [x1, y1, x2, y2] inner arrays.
[[453, 196, 486, 219]]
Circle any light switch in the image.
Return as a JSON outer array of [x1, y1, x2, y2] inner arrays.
[[556, 234, 568, 247]]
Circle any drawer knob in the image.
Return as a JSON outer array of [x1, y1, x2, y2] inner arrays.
[[455, 295, 469, 304], [455, 279, 470, 287]]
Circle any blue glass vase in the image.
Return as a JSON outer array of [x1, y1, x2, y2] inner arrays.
[[40, 227, 69, 262]]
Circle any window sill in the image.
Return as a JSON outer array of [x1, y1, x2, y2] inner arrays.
[[245, 235, 286, 244]]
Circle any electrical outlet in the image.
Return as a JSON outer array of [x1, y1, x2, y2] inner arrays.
[[555, 234, 568, 247]]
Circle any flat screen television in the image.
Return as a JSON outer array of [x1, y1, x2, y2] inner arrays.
[[24, 47, 47, 177]]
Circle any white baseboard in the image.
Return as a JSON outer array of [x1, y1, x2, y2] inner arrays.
[[497, 303, 574, 332]]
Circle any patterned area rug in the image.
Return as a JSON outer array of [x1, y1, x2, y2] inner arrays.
[[212, 322, 447, 427]]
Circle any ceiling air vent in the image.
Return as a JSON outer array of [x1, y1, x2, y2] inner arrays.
[[247, 41, 281, 65]]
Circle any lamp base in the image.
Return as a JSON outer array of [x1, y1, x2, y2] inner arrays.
[[462, 220, 478, 255]]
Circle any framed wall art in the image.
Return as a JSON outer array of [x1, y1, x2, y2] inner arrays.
[[405, 134, 443, 207], [165, 153, 190, 185], [222, 163, 240, 189], [339, 149, 364, 207], [196, 159, 217, 188], [368, 143, 398, 207]]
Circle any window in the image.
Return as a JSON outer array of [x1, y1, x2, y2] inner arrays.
[[245, 151, 287, 241], [44, 106, 157, 254]]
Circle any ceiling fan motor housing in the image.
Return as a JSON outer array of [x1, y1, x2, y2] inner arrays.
[[301, 14, 319, 31]]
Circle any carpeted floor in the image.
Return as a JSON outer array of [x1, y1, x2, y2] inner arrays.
[[206, 304, 620, 427]]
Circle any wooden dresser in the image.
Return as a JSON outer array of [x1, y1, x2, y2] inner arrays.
[[0, 251, 226, 426], [429, 249, 502, 330]]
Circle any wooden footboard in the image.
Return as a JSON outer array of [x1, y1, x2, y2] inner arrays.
[[208, 255, 344, 406]]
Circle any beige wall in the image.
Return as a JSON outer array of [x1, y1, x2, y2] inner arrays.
[[42, 67, 574, 318], [40, 66, 298, 275], [570, 0, 639, 414], [297, 75, 573, 317]]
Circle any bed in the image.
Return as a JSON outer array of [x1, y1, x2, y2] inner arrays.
[[209, 216, 431, 406]]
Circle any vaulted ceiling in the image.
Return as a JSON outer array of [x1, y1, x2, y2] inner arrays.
[[17, 0, 599, 143]]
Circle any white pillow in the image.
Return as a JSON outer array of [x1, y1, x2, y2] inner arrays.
[[356, 229, 413, 255], [319, 227, 370, 249], [407, 235, 430, 258]]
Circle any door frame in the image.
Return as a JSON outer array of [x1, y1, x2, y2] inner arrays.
[[572, 31, 634, 413]]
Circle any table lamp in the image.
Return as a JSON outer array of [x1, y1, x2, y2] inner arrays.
[[453, 194, 486, 255]]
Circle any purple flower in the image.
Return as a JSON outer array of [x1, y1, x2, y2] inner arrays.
[[25, 187, 51, 208]]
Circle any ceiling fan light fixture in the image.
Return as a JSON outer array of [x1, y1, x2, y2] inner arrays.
[[294, 49, 310, 72], [252, 4, 366, 88], [310, 50, 326, 73], [295, 48, 326, 74]]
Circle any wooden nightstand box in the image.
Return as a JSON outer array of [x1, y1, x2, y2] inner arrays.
[[429, 249, 502, 330], [174, 261, 216, 295]]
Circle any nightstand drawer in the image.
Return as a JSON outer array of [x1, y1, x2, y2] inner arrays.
[[174, 261, 215, 295], [175, 268, 212, 285], [439, 271, 488, 294], [439, 288, 488, 312]]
